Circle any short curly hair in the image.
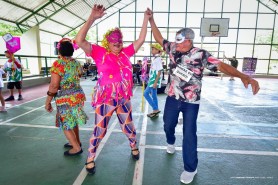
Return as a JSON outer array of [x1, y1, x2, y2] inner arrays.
[[58, 41, 74, 56]]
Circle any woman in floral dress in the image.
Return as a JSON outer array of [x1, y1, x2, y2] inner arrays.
[[45, 38, 87, 156]]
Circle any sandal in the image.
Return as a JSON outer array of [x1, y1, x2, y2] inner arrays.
[[147, 112, 155, 117], [85, 161, 96, 174], [131, 148, 140, 161], [149, 111, 161, 118]]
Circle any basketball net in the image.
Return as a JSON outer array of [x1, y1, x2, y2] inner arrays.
[[211, 31, 220, 37]]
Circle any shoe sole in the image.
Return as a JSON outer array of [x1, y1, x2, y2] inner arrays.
[[180, 171, 197, 184], [166, 150, 175, 154], [64, 149, 83, 156]]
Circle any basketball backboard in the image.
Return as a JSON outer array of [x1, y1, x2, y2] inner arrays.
[[200, 18, 229, 37]]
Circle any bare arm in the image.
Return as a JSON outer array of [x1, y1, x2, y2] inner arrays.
[[45, 73, 61, 112], [75, 4, 106, 54], [133, 9, 151, 52], [148, 9, 164, 46], [218, 62, 260, 95]]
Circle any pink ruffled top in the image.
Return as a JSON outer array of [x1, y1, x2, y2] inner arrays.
[[88, 43, 135, 107]]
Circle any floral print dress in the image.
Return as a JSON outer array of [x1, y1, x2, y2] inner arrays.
[[50, 57, 87, 130]]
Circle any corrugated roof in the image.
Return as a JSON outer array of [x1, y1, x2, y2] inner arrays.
[[258, 0, 278, 12], [0, 0, 135, 36], [1, 0, 277, 37]]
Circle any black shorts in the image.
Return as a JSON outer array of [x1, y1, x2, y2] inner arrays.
[[7, 81, 22, 89]]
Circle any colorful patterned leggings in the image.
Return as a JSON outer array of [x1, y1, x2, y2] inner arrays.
[[88, 98, 137, 159]]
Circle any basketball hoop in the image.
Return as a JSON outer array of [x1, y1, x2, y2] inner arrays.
[[211, 32, 220, 37], [200, 18, 229, 37]]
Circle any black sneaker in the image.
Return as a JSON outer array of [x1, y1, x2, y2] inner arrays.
[[5, 96, 15, 101], [18, 95, 23, 101]]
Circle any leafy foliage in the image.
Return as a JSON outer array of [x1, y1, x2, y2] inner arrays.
[[0, 23, 26, 36], [257, 30, 278, 52], [66, 28, 96, 41]]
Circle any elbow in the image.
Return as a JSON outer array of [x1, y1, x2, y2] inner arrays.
[[75, 37, 82, 46], [75, 34, 85, 46], [154, 37, 163, 46], [217, 62, 224, 72]]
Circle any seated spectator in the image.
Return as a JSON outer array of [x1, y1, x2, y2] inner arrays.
[[83, 59, 92, 79]]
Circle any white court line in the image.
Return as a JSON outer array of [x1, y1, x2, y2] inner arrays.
[[6, 96, 47, 109], [73, 86, 139, 185], [0, 123, 57, 129], [145, 131, 278, 141], [73, 118, 119, 185], [132, 101, 148, 185], [0, 105, 45, 124], [9, 135, 57, 141], [0, 122, 93, 131], [1, 123, 278, 141], [197, 133, 278, 141], [203, 97, 241, 122], [199, 121, 278, 128], [145, 145, 278, 156], [235, 105, 278, 108]]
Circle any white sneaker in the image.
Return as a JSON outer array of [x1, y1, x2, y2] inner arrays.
[[0, 106, 7, 112], [180, 169, 197, 184], [166, 144, 175, 154]]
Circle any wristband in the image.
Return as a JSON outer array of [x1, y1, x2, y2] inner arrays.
[[47, 91, 57, 96]]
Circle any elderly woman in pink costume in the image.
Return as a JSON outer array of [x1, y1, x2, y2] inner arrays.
[[76, 4, 151, 174]]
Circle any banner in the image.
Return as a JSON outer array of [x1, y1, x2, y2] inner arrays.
[[242, 57, 257, 76], [3, 33, 21, 53]]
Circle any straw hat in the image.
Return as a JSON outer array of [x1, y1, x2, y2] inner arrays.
[[150, 43, 163, 52]]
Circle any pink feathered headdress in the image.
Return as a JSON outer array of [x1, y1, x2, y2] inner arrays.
[[56, 38, 79, 50]]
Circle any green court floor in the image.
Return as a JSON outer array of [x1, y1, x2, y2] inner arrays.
[[0, 77, 277, 185]]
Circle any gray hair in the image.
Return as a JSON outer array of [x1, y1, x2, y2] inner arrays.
[[177, 28, 195, 40]]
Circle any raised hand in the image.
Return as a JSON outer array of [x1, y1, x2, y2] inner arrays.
[[146, 8, 153, 19], [91, 4, 106, 20]]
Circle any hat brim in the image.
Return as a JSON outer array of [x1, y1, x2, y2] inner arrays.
[[150, 45, 163, 52]]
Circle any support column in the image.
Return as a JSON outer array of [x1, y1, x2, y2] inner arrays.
[[18, 25, 42, 75]]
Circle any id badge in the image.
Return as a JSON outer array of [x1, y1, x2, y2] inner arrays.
[[173, 64, 193, 82]]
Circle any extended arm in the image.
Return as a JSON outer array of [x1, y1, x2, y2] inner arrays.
[[148, 9, 164, 46], [218, 62, 260, 95], [133, 9, 151, 52]]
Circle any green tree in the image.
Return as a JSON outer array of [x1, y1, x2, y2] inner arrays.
[[0, 23, 26, 36], [66, 28, 96, 41], [257, 30, 278, 52]]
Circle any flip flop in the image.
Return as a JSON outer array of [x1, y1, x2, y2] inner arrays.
[[147, 112, 156, 117], [149, 111, 161, 118]]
